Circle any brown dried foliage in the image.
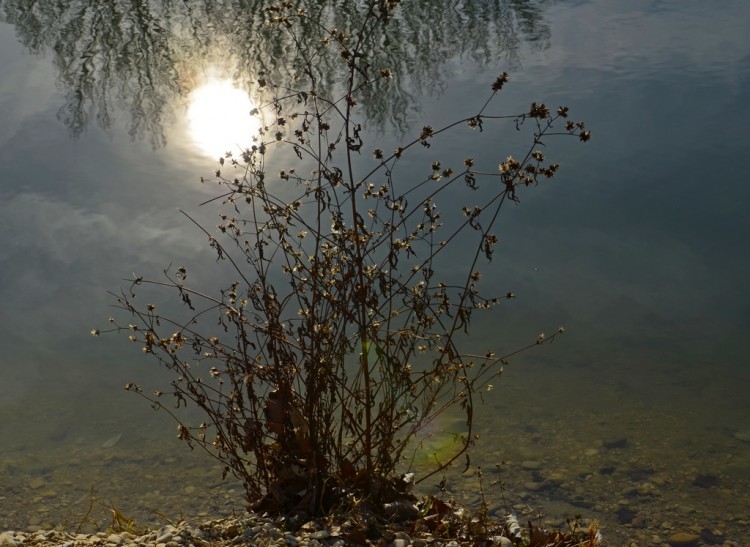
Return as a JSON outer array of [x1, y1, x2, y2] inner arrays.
[[99, 1, 590, 523]]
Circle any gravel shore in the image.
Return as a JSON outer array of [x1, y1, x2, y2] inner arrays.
[[0, 514, 502, 547]]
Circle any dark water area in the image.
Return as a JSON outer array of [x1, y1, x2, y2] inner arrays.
[[1, 0, 749, 543]]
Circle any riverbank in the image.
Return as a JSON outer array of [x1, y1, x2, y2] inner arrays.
[[0, 512, 519, 547], [2, 515, 401, 547]]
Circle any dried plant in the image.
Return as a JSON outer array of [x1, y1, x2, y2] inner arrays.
[[96, 1, 590, 522]]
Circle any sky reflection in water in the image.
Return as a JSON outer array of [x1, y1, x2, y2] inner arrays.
[[0, 0, 749, 536]]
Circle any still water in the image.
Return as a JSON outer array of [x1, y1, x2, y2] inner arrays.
[[1, 0, 749, 543]]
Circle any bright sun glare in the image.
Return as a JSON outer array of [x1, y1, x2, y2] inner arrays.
[[187, 79, 260, 160]]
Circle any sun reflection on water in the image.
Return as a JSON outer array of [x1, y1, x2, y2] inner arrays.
[[187, 79, 260, 160]]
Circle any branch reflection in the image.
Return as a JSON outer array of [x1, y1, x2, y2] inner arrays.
[[0, 0, 553, 145]]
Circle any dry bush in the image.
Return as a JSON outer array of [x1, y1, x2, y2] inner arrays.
[[97, 0, 590, 523]]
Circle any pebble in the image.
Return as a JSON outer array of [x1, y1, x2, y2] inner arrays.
[[521, 460, 542, 470], [545, 472, 565, 486], [666, 532, 700, 545], [0, 521, 205, 547], [102, 433, 123, 449], [616, 507, 636, 524], [0, 507, 637, 547], [106, 533, 124, 545]]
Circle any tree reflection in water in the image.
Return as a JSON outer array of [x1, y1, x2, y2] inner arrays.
[[0, 0, 553, 146]]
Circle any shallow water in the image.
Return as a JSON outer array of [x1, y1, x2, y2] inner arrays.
[[1, 0, 749, 543]]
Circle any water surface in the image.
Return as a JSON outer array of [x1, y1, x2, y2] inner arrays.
[[1, 0, 749, 542]]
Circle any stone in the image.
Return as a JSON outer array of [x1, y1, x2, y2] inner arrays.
[[603, 438, 628, 449], [691, 474, 719, 488], [570, 496, 594, 509], [106, 533, 124, 545], [699, 528, 725, 544], [666, 532, 700, 545], [636, 482, 655, 495], [523, 481, 543, 491], [491, 537, 513, 547], [101, 433, 123, 449], [28, 477, 45, 490], [0, 532, 18, 547], [616, 507, 636, 524], [521, 460, 542, 470]]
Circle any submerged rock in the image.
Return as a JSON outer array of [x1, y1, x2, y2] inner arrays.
[[691, 474, 719, 488], [666, 531, 700, 545], [102, 432, 123, 449]]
